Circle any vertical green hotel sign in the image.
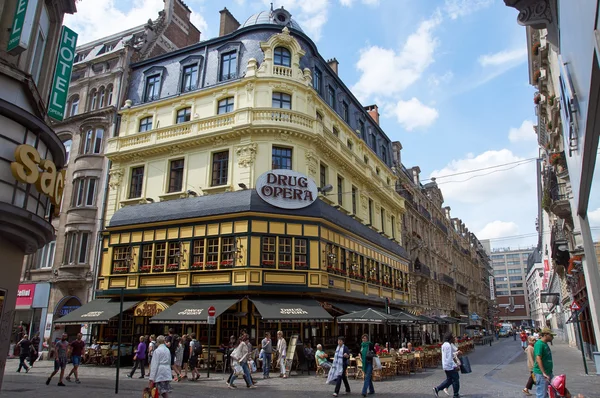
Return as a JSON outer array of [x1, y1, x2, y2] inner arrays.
[[48, 26, 77, 121], [7, 0, 38, 54]]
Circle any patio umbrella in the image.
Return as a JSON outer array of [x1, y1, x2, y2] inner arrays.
[[337, 308, 398, 324], [390, 310, 420, 323]]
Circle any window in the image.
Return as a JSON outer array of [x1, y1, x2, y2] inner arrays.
[[182, 64, 199, 92], [154, 243, 166, 271], [368, 199, 374, 225], [63, 139, 72, 164], [211, 151, 229, 186], [29, 5, 49, 84], [107, 85, 113, 105], [83, 128, 104, 154], [168, 159, 184, 193], [496, 291, 509, 296], [507, 269, 521, 274], [206, 238, 219, 268], [313, 67, 322, 94], [494, 269, 506, 275], [510, 283, 524, 288], [509, 276, 523, 281], [332, 127, 339, 137], [111, 246, 131, 273], [327, 85, 336, 109], [359, 120, 365, 138], [337, 175, 343, 206], [34, 241, 55, 269], [380, 208, 385, 234], [347, 139, 353, 150], [139, 117, 153, 132], [495, 283, 508, 289], [512, 290, 525, 295], [221, 237, 235, 267], [191, 240, 205, 268], [272, 92, 291, 109], [72, 178, 97, 207], [129, 166, 144, 199], [279, 237, 292, 268], [352, 186, 358, 214], [218, 97, 234, 114], [99, 87, 106, 108], [140, 244, 152, 271], [220, 51, 237, 81], [167, 242, 181, 270], [176, 107, 191, 123], [295, 239, 307, 268], [319, 163, 327, 188], [342, 101, 349, 122], [272, 147, 292, 170], [381, 145, 388, 164], [274, 47, 291, 67], [261, 236, 276, 267], [144, 75, 161, 101], [64, 232, 90, 264], [89, 90, 98, 111], [69, 96, 79, 117], [391, 215, 396, 239]]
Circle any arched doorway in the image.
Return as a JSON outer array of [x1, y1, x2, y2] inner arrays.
[[53, 296, 82, 341]]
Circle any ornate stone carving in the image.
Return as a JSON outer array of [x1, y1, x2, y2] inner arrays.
[[305, 151, 318, 176], [213, 137, 226, 147], [170, 145, 183, 155], [279, 132, 291, 142], [236, 143, 257, 168], [361, 195, 368, 210], [504, 0, 558, 44], [108, 168, 123, 189]]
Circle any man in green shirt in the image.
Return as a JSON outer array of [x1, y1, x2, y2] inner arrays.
[[532, 327, 556, 398], [315, 344, 331, 370]]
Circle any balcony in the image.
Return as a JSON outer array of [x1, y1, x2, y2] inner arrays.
[[435, 218, 448, 235], [549, 183, 571, 219], [456, 283, 468, 295], [438, 272, 454, 287], [412, 261, 431, 278], [418, 204, 431, 220], [273, 65, 293, 78]]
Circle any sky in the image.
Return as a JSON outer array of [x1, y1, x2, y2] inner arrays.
[[64, 0, 600, 249]]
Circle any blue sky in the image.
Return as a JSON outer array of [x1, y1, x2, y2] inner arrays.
[[64, 0, 600, 248]]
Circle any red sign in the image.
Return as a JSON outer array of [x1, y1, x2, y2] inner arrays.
[[208, 306, 216, 317], [15, 283, 36, 309], [571, 301, 581, 312]]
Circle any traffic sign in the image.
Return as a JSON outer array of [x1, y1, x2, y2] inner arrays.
[[571, 301, 581, 312], [207, 316, 215, 325], [208, 306, 216, 317]]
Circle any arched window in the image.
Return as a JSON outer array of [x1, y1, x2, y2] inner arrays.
[[274, 47, 291, 67], [106, 84, 113, 106], [83, 127, 104, 154], [99, 86, 106, 108], [89, 89, 97, 111], [69, 95, 79, 117], [63, 138, 72, 164]]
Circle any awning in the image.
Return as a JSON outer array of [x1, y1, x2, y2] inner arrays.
[[337, 308, 397, 324], [333, 302, 383, 314], [251, 298, 333, 322], [53, 299, 139, 325], [412, 315, 440, 324], [150, 298, 239, 324], [434, 316, 461, 324], [390, 310, 421, 323]]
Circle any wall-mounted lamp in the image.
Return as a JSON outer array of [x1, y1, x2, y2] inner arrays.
[[238, 183, 248, 190], [318, 184, 333, 194], [145, 198, 154, 203]]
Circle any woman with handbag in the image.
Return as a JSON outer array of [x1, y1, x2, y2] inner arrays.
[[359, 334, 375, 398], [148, 335, 173, 398]]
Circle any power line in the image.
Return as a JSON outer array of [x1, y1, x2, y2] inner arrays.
[[424, 158, 538, 182]]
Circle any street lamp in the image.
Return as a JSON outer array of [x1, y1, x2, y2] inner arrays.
[[318, 184, 333, 194]]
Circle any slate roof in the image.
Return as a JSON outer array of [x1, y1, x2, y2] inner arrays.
[[109, 190, 409, 260], [239, 10, 304, 32]]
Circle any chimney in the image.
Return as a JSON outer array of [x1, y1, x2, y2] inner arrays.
[[365, 104, 379, 125], [411, 166, 421, 186], [219, 7, 240, 37], [327, 58, 339, 75], [392, 141, 402, 166]]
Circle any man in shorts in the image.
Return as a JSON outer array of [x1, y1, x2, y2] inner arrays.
[[47, 333, 69, 386], [66, 333, 85, 383]]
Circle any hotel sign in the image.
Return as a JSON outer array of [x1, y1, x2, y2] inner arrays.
[[256, 170, 318, 209], [48, 25, 78, 121], [7, 0, 38, 54]]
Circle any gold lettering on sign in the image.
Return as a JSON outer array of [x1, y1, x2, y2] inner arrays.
[[134, 301, 166, 317]]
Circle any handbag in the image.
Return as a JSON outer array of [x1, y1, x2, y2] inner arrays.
[[459, 355, 472, 374], [142, 383, 159, 398], [233, 361, 244, 377], [373, 356, 382, 370]]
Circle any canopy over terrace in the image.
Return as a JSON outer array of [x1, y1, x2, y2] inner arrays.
[[250, 298, 333, 322], [337, 308, 399, 324], [150, 298, 240, 324], [53, 299, 139, 325]]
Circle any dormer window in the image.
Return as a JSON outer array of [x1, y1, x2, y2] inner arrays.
[[182, 64, 199, 92], [220, 51, 237, 81], [274, 47, 291, 67], [144, 75, 161, 102]]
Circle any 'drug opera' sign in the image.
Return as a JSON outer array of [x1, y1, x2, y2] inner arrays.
[[256, 170, 318, 209]]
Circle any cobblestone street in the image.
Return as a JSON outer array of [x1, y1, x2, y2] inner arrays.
[[2, 338, 598, 397]]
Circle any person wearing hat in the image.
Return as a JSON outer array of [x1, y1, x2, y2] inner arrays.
[[532, 327, 556, 398]]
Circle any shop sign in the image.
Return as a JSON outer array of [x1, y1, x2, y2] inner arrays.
[[256, 170, 318, 210], [10, 145, 65, 206], [81, 311, 104, 318], [134, 301, 167, 317], [489, 276, 495, 300], [47, 25, 78, 121], [280, 308, 308, 315], [7, 0, 38, 54], [58, 305, 80, 317], [16, 283, 36, 309], [177, 308, 203, 316]]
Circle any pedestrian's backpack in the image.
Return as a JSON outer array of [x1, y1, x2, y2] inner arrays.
[[193, 340, 202, 356]]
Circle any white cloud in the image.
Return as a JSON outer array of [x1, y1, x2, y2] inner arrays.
[[428, 71, 454, 87], [508, 120, 536, 143], [444, 0, 494, 20], [589, 207, 600, 226], [391, 98, 439, 131], [262, 0, 330, 41], [339, 0, 380, 6], [478, 47, 527, 67], [190, 12, 209, 36], [352, 12, 442, 101], [477, 221, 520, 240]]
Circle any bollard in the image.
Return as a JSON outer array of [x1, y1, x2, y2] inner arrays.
[[489, 337, 492, 347]]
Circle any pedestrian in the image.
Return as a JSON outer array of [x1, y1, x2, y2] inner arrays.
[[46, 333, 69, 387], [514, 328, 517, 341], [315, 344, 331, 370], [149, 335, 173, 398], [66, 333, 85, 383], [188, 333, 201, 381], [523, 336, 537, 396], [359, 334, 375, 398], [261, 331, 273, 379], [331, 336, 351, 397], [276, 330, 288, 378], [521, 330, 528, 350], [148, 335, 156, 373], [433, 332, 462, 397], [244, 333, 257, 385], [127, 335, 147, 379], [16, 334, 31, 373], [173, 335, 184, 381], [532, 327, 556, 398], [165, 329, 180, 380], [181, 334, 190, 380], [228, 335, 254, 389], [29, 333, 40, 367]]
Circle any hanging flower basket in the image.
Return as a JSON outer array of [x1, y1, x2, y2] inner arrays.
[[533, 70, 541, 83], [532, 42, 541, 56], [550, 152, 565, 166], [220, 259, 234, 268], [534, 94, 541, 104], [139, 265, 151, 273], [166, 264, 179, 271], [205, 261, 218, 269], [190, 262, 204, 270], [152, 265, 165, 272], [567, 255, 582, 274]]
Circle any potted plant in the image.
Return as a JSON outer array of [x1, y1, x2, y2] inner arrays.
[[280, 260, 292, 268], [140, 265, 151, 273], [542, 189, 551, 212], [547, 121, 553, 131], [534, 70, 541, 83], [550, 152, 565, 167], [166, 263, 179, 271], [567, 255, 582, 274], [221, 259, 234, 268], [206, 261, 218, 269], [548, 95, 556, 106], [534, 94, 541, 105], [296, 261, 307, 269], [190, 262, 204, 270], [152, 265, 164, 272], [261, 260, 274, 268], [532, 42, 541, 56]]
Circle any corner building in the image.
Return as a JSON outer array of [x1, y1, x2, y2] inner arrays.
[[92, 8, 411, 347]]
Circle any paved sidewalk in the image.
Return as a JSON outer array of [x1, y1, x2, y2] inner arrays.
[[1, 338, 598, 397]]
